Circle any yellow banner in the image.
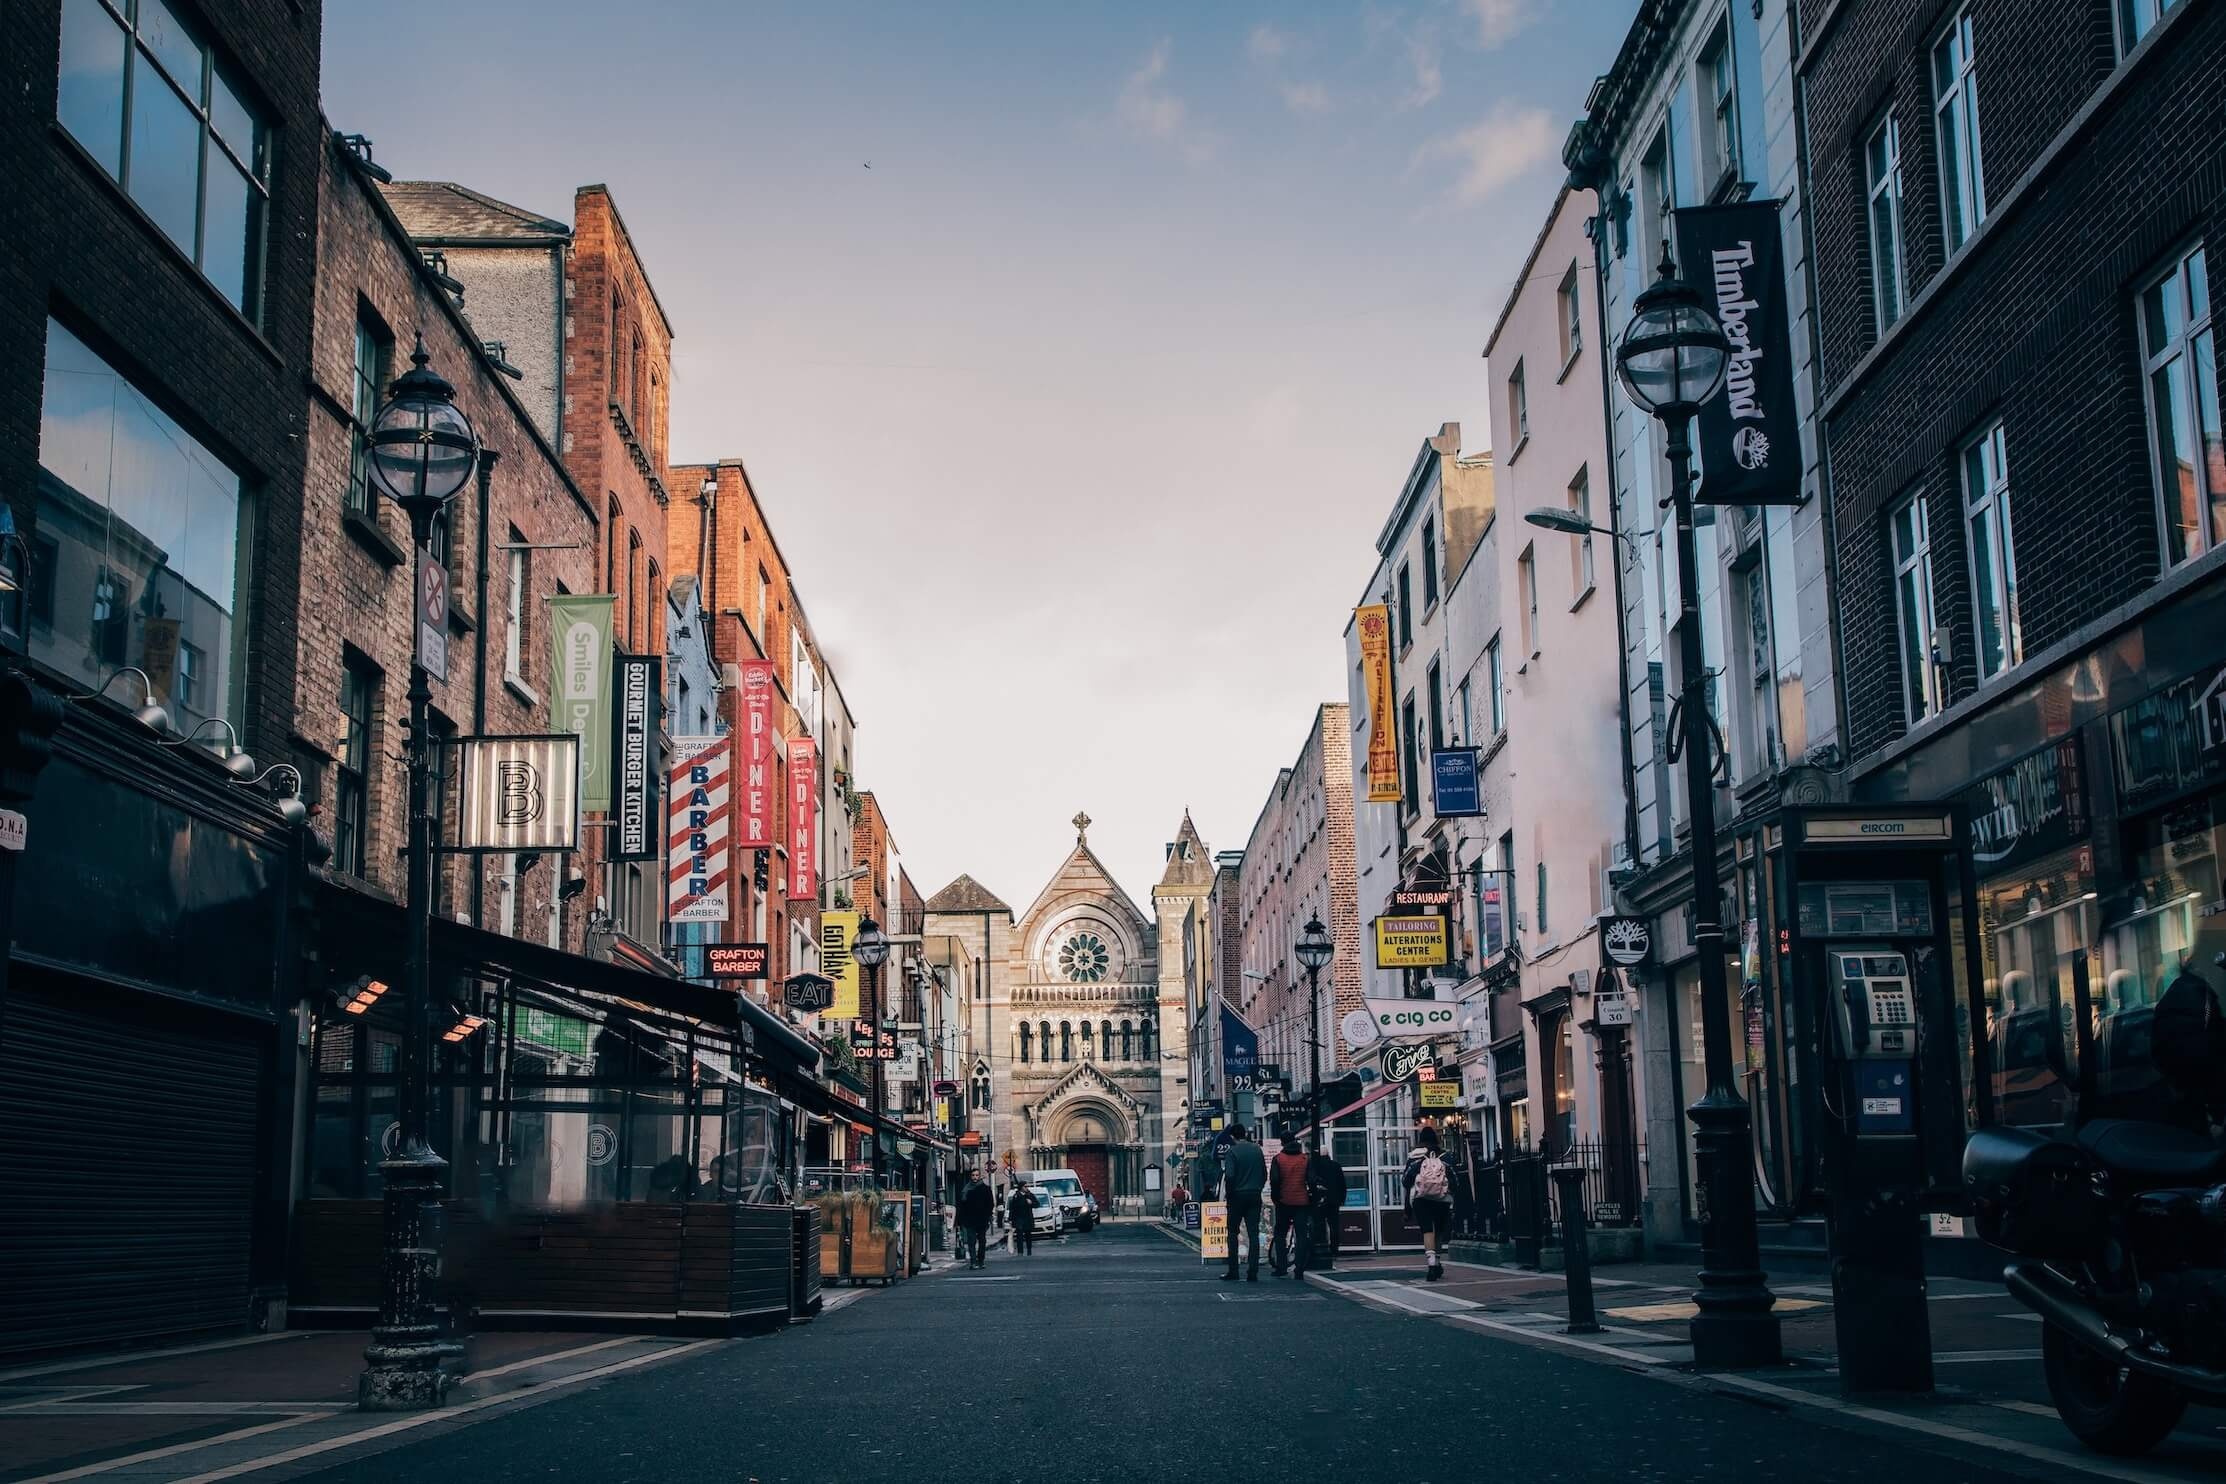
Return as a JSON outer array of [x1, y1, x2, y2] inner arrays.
[[820, 909, 859, 1019], [1419, 1080, 1458, 1109], [1356, 605, 1400, 803], [1375, 914, 1449, 967]]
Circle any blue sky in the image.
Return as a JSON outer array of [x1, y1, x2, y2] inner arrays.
[[322, 0, 1638, 909]]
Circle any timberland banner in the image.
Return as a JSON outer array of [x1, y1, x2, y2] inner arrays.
[[549, 594, 615, 813], [1673, 200, 1803, 508], [1355, 604, 1400, 802]]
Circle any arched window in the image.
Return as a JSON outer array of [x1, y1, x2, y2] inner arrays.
[[1102, 1020, 1114, 1058], [1060, 1022, 1073, 1062], [972, 1065, 991, 1111], [1080, 1021, 1093, 1059], [1121, 1020, 1134, 1060], [1018, 1023, 1031, 1064], [1040, 1021, 1051, 1062], [1140, 1018, 1155, 1061]]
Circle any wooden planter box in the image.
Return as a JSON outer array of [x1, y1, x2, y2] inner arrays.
[[289, 1199, 802, 1334]]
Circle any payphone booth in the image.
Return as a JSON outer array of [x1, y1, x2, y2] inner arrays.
[[1781, 805, 1984, 1394]]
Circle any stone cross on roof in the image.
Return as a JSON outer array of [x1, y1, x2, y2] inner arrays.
[[1072, 811, 1092, 843]]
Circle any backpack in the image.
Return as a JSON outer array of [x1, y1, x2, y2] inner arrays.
[[1413, 1151, 1450, 1202]]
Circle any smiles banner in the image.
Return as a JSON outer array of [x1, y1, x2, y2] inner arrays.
[[549, 594, 615, 813]]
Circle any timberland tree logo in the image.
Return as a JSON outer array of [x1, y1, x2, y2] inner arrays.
[[1711, 240, 1771, 473]]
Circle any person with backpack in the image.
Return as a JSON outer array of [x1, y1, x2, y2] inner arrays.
[[1403, 1123, 1454, 1282]]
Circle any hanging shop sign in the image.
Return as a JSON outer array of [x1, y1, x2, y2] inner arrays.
[[703, 943, 769, 979], [1393, 887, 1458, 909], [1366, 996, 1458, 1040], [1602, 916, 1652, 967], [1957, 733, 2088, 873], [1418, 1079, 1458, 1110], [1220, 1004, 1261, 1086], [668, 735, 732, 923], [417, 552, 449, 682], [820, 909, 859, 1019], [1431, 748, 1482, 817], [1374, 914, 1450, 967], [1595, 993, 1635, 1027], [788, 736, 818, 900], [549, 594, 614, 812], [457, 734, 580, 851], [1380, 1041, 1433, 1084], [1355, 604, 1401, 803], [1672, 200, 1803, 507], [611, 654, 661, 860], [734, 659, 777, 849]]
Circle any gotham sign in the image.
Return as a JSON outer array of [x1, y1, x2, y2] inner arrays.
[[1674, 201, 1803, 507]]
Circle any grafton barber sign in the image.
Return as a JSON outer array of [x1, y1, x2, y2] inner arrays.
[[1675, 201, 1801, 507]]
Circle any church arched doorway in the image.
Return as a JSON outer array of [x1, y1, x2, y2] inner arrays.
[[1050, 1107, 1119, 1211]]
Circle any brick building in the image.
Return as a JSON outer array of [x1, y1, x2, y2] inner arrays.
[[0, 0, 325, 1357], [1806, 0, 2226, 1126]]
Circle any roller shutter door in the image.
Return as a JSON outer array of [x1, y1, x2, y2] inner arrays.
[[0, 981, 262, 1358]]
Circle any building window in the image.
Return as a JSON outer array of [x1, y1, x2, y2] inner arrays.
[[1536, 861, 1549, 936], [56, 0, 271, 317], [754, 564, 770, 644], [1487, 636, 1505, 734], [336, 653, 379, 878], [1890, 495, 1940, 724], [503, 532, 528, 681], [1140, 1018, 1154, 1061], [1018, 1023, 1031, 1063], [1509, 360, 1529, 446], [2118, 0, 2185, 55], [972, 1069, 990, 1109], [1421, 516, 1439, 609], [1866, 115, 1906, 332], [2139, 244, 2222, 566], [346, 313, 391, 519], [1400, 694, 1420, 819], [1961, 421, 2021, 679], [1569, 466, 1595, 597], [176, 639, 202, 711], [1395, 562, 1413, 649], [1039, 1021, 1051, 1063], [1456, 675, 1472, 745], [1060, 1022, 1073, 1062], [1121, 1020, 1134, 1060], [1518, 547, 1539, 655], [625, 528, 641, 649], [1558, 264, 1582, 366], [33, 318, 248, 730], [1698, 24, 1740, 191], [1427, 659, 1445, 751], [1932, 8, 1986, 254]]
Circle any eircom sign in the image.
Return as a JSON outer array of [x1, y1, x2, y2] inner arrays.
[[1365, 997, 1456, 1041]]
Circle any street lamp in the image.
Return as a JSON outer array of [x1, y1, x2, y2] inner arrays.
[[1294, 915, 1334, 1154], [1606, 243, 1780, 1370], [852, 916, 891, 1185], [359, 338, 479, 1411]]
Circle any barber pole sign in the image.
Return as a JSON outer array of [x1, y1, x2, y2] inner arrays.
[[788, 737, 817, 901], [669, 736, 731, 924], [736, 659, 776, 849]]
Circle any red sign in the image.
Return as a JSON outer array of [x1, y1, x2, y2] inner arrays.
[[667, 736, 731, 925], [959, 1131, 982, 1149], [703, 943, 769, 979], [736, 660, 776, 850], [788, 737, 817, 901]]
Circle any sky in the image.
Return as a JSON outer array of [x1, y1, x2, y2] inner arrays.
[[321, 0, 1638, 912]]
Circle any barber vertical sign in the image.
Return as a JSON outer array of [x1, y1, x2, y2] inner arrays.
[[669, 736, 729, 923], [735, 659, 777, 850], [611, 654, 660, 860], [1674, 201, 1803, 507], [788, 737, 818, 901]]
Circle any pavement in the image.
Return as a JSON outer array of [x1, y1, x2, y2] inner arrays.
[[11, 1223, 2225, 1482]]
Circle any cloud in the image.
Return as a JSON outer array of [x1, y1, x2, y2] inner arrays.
[[1280, 80, 1331, 114], [1413, 104, 1560, 206], [1459, 0, 1537, 49], [1119, 39, 1214, 164], [1246, 23, 1291, 63], [1403, 34, 1443, 108]]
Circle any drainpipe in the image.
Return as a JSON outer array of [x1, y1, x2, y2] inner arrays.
[[469, 449, 500, 929]]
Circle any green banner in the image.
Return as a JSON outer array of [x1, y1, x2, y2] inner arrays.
[[550, 594, 615, 813]]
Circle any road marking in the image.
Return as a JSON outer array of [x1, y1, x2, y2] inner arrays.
[[1604, 1299, 1826, 1322], [1447, 1312, 1676, 1365], [950, 1276, 1025, 1283], [14, 1410, 342, 1483], [1933, 1349, 2043, 1364], [0, 1332, 307, 1384], [457, 1335, 644, 1384]]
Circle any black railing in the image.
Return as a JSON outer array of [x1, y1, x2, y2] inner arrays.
[[1460, 1138, 1644, 1249]]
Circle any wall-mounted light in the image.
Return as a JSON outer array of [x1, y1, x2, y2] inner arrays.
[[159, 717, 258, 779], [67, 666, 169, 734], [238, 762, 310, 827]]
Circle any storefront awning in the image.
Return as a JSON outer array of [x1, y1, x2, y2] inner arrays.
[[1304, 1075, 1406, 1133], [315, 880, 819, 1075]]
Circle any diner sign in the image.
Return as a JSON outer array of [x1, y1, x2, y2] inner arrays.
[[735, 659, 777, 850], [789, 737, 818, 900]]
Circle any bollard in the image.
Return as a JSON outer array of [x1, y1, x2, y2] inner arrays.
[[1512, 1155, 1544, 1268], [1551, 1165, 1601, 1335]]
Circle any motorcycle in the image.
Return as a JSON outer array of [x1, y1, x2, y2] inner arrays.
[[1965, 1115, 2226, 1454]]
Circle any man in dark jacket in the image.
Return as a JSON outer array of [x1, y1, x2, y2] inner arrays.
[[1220, 1126, 1267, 1281], [957, 1170, 995, 1268], [2153, 962, 2226, 1134], [1306, 1146, 1347, 1271], [1006, 1182, 1037, 1255], [1269, 1134, 1313, 1276]]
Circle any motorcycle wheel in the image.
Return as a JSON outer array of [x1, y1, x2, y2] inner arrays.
[[2041, 1320, 2187, 1456]]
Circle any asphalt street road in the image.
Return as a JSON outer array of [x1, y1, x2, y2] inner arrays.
[[300, 1224, 2032, 1484]]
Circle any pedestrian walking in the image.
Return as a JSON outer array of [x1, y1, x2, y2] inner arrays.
[[1404, 1124, 1454, 1282], [1007, 1181, 1036, 1256], [1218, 1124, 1267, 1281], [1269, 1134, 1313, 1276], [957, 1168, 995, 1269], [1306, 1144, 1347, 1272]]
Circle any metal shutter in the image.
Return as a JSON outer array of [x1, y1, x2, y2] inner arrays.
[[0, 982, 263, 1358]]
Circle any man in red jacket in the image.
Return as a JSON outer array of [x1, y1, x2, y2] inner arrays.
[[1269, 1134, 1315, 1276]]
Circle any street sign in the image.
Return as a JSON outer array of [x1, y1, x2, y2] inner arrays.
[[933, 1079, 958, 1097], [1374, 915, 1450, 967], [1603, 917, 1652, 967], [417, 552, 448, 682], [703, 943, 769, 979], [1595, 993, 1634, 1027], [1431, 748, 1482, 817], [1200, 1201, 1229, 1261], [1182, 1201, 1201, 1231], [959, 1131, 982, 1149]]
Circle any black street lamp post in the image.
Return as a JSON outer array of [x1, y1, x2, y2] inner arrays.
[[1294, 915, 1335, 1154], [852, 917, 891, 1185], [359, 340, 479, 1410], [1609, 245, 1781, 1370]]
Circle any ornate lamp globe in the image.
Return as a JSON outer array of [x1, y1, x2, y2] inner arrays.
[[1615, 243, 1731, 417], [369, 337, 479, 522], [852, 918, 891, 969], [1295, 915, 1334, 972]]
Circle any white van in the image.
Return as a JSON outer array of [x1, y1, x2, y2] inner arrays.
[[1015, 1168, 1096, 1232]]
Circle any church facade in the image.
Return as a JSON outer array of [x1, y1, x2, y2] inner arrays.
[[924, 812, 1209, 1216]]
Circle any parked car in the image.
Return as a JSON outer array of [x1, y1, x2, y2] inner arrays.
[[1028, 1189, 1062, 1237]]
